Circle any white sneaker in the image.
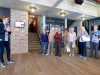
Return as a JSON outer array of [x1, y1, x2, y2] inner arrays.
[[80, 55, 83, 59], [7, 61, 15, 65], [0, 63, 6, 69], [69, 54, 72, 56], [45, 54, 49, 56], [72, 54, 75, 56], [83, 57, 87, 60]]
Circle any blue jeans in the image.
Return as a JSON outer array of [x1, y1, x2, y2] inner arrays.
[[91, 42, 99, 58], [0, 41, 4, 63], [41, 42, 48, 54], [4, 41, 11, 61], [80, 42, 87, 57]]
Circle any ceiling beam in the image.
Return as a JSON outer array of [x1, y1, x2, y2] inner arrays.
[[42, 0, 63, 16], [53, 0, 64, 7]]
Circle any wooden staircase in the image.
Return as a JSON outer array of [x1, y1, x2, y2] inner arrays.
[[28, 32, 41, 52]]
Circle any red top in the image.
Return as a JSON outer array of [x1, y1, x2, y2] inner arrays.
[[54, 32, 62, 44]]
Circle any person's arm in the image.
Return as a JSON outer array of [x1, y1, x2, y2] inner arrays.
[[74, 32, 77, 41], [85, 30, 89, 36], [0, 24, 5, 34], [77, 31, 80, 40]]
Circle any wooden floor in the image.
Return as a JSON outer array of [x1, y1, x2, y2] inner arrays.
[[0, 51, 100, 75]]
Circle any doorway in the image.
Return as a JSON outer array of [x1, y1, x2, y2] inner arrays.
[[28, 15, 38, 33], [28, 15, 41, 52]]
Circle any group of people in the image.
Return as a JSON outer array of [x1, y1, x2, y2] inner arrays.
[[0, 18, 14, 69], [40, 25, 100, 59], [41, 27, 62, 57]]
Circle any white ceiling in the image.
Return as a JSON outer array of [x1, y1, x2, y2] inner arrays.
[[0, 0, 97, 20]]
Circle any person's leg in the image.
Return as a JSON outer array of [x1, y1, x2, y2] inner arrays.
[[90, 42, 94, 57], [48, 42, 52, 55], [5, 41, 11, 61], [51, 42, 54, 55], [45, 42, 48, 55], [95, 43, 99, 58], [41, 42, 45, 54], [44, 42, 48, 54], [58, 43, 61, 57], [83, 42, 87, 57], [68, 42, 71, 56], [70, 42, 73, 56], [79, 42, 83, 56], [0, 41, 6, 68], [55, 42, 58, 56], [0, 42, 4, 63]]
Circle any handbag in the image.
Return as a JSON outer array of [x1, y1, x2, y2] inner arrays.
[[81, 35, 90, 42]]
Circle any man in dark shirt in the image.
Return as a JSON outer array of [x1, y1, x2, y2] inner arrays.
[[0, 18, 6, 69], [41, 31, 49, 55]]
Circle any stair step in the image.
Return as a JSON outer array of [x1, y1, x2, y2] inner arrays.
[[28, 32, 41, 51]]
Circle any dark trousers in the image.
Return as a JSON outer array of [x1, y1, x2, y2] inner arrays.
[[0, 41, 11, 63], [80, 42, 87, 57], [91, 42, 99, 58], [4, 41, 11, 61], [0, 41, 4, 63], [55, 42, 61, 56]]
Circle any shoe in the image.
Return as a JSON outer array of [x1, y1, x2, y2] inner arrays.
[[72, 54, 75, 56], [42, 53, 45, 56], [69, 54, 72, 56], [0, 63, 6, 69], [80, 55, 83, 59], [83, 57, 87, 60], [7, 61, 15, 65], [45, 54, 49, 56]]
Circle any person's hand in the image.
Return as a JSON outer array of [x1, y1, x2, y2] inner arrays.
[[0, 39, 2, 41]]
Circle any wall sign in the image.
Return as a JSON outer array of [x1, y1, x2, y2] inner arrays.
[[15, 21, 25, 28]]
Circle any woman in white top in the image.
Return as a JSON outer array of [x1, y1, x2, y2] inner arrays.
[[47, 28, 55, 55], [78, 26, 89, 60], [68, 27, 76, 56]]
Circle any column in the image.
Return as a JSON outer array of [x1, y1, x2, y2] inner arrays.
[[43, 16, 46, 32], [65, 17, 67, 29]]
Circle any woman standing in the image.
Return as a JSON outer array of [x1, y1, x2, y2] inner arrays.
[[78, 26, 89, 60], [47, 28, 55, 55], [64, 29, 69, 54], [68, 27, 76, 56], [54, 28, 62, 57]]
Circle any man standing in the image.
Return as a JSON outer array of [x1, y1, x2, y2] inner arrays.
[[91, 25, 100, 58], [40, 31, 49, 55], [0, 18, 6, 69], [3, 17, 14, 64]]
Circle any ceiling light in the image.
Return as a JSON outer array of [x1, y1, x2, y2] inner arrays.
[[59, 10, 69, 17], [30, 7, 37, 13], [60, 9, 65, 13], [60, 12, 66, 17]]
